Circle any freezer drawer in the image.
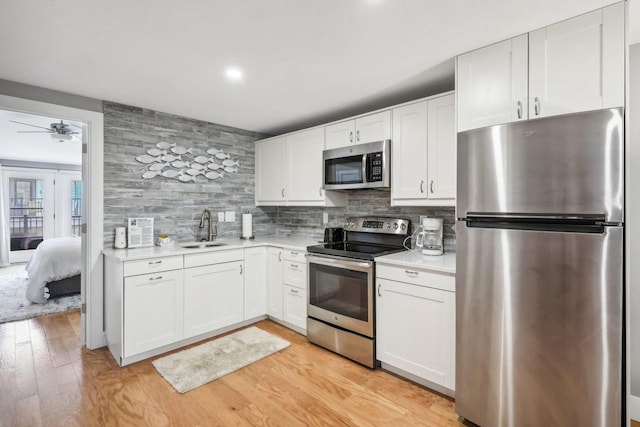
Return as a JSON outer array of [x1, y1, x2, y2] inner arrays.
[[457, 108, 624, 223], [455, 223, 623, 427]]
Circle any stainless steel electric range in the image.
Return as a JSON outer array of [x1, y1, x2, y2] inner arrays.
[[306, 217, 411, 368]]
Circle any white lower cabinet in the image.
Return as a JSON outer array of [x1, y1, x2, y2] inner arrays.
[[376, 266, 456, 393], [243, 247, 268, 320], [123, 269, 184, 358], [267, 247, 284, 319], [183, 261, 244, 339], [283, 284, 307, 330]]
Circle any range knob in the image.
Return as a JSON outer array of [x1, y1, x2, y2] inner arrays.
[[393, 223, 399, 230], [400, 223, 406, 231], [387, 223, 391, 229]]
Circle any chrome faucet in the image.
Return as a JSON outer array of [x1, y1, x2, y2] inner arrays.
[[199, 209, 217, 241]]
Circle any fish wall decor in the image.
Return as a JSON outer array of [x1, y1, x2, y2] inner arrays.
[[136, 143, 241, 182]]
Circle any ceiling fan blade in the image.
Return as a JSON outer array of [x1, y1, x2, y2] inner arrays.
[[17, 130, 53, 133], [9, 120, 53, 131]]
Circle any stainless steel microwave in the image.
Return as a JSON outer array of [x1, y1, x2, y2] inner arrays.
[[323, 140, 390, 190]]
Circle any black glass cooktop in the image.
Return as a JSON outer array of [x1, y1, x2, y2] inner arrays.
[[307, 242, 406, 260]]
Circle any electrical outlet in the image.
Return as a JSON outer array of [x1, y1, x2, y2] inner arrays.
[[217, 212, 225, 222], [225, 211, 235, 222]]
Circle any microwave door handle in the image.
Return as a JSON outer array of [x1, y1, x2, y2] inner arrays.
[[362, 154, 368, 183]]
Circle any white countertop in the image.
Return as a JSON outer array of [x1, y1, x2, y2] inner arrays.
[[103, 235, 321, 261], [375, 250, 456, 274]]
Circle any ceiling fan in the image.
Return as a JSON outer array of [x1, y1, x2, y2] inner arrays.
[[9, 119, 81, 141]]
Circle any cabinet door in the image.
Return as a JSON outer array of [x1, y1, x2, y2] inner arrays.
[[244, 247, 267, 320], [355, 110, 391, 144], [528, 3, 624, 118], [255, 137, 287, 204], [325, 120, 355, 150], [124, 269, 184, 357], [427, 94, 456, 200], [391, 101, 428, 201], [267, 247, 283, 319], [287, 128, 325, 203], [376, 278, 456, 390], [283, 284, 307, 331], [456, 35, 528, 132], [183, 261, 244, 339]]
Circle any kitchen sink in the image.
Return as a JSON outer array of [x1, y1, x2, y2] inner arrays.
[[179, 241, 227, 249]]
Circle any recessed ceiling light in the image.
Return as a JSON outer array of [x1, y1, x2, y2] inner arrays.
[[225, 67, 244, 82]]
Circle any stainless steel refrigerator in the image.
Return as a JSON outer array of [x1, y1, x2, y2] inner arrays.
[[456, 108, 624, 427]]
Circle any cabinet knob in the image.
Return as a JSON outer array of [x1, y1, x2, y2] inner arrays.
[[534, 97, 540, 116], [420, 180, 424, 193], [517, 101, 522, 119]]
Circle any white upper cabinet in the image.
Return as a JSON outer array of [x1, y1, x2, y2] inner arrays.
[[528, 2, 624, 118], [287, 127, 325, 203], [456, 3, 624, 132], [456, 35, 528, 132], [324, 110, 391, 150], [255, 136, 287, 203], [391, 93, 456, 206], [256, 130, 347, 207], [427, 94, 456, 200]]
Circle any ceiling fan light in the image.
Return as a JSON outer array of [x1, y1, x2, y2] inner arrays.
[[51, 133, 73, 141]]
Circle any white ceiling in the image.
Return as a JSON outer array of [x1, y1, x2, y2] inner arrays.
[[0, 110, 82, 165], [0, 0, 617, 135]]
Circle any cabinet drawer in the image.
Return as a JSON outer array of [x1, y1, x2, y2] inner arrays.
[[184, 249, 244, 268], [283, 260, 307, 289], [376, 264, 455, 292], [282, 249, 305, 262], [123, 255, 183, 277]]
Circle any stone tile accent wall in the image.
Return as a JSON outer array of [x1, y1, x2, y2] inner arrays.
[[275, 190, 457, 252], [103, 102, 276, 247], [103, 101, 456, 251]]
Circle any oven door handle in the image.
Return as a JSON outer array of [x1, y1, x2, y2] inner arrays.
[[306, 254, 373, 272]]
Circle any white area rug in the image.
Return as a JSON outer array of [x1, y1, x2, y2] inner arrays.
[[152, 326, 290, 393], [0, 268, 81, 324]]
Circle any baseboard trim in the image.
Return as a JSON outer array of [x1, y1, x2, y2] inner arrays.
[[630, 395, 640, 423]]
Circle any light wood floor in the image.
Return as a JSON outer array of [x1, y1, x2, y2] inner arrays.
[[0, 310, 463, 426]]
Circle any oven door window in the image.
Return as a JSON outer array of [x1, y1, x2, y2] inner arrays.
[[309, 263, 368, 321], [325, 155, 363, 185]]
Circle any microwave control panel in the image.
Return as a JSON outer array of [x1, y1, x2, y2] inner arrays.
[[367, 152, 383, 182]]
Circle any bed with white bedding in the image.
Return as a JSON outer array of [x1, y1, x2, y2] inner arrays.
[[25, 237, 81, 304]]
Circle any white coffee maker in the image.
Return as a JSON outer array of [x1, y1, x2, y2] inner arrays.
[[415, 217, 444, 256]]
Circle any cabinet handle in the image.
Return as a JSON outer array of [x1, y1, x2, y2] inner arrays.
[[319, 187, 323, 197], [534, 97, 540, 116], [517, 101, 522, 119], [149, 275, 163, 281], [349, 131, 353, 142], [290, 288, 299, 294], [290, 252, 298, 256], [290, 263, 299, 269], [356, 130, 360, 142], [405, 270, 419, 276], [281, 188, 285, 198], [420, 180, 424, 193], [278, 252, 282, 261], [430, 180, 434, 194], [148, 260, 162, 265], [378, 283, 382, 297], [240, 265, 243, 275]]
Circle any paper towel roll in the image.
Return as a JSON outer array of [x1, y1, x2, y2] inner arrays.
[[242, 213, 253, 238]]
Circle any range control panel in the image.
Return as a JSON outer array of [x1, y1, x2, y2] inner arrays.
[[344, 217, 410, 235]]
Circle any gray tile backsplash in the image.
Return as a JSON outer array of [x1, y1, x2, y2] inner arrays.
[[103, 102, 456, 251]]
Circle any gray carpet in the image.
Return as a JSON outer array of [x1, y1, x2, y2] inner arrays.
[[152, 326, 290, 393], [0, 269, 81, 324]]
